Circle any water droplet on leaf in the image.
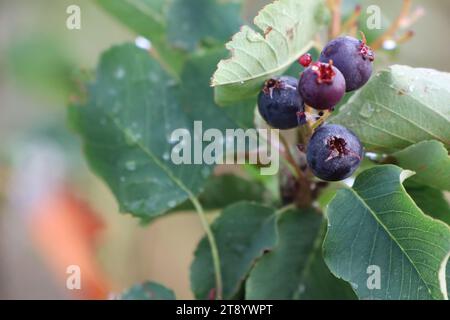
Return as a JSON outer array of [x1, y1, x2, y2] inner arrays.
[[125, 160, 136, 171], [135, 36, 152, 50], [167, 200, 177, 208], [115, 67, 125, 79], [298, 284, 306, 294], [359, 102, 375, 118]]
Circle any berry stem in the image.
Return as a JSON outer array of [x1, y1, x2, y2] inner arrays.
[[279, 133, 305, 181], [371, 0, 412, 50], [311, 110, 333, 130], [189, 195, 223, 300], [251, 128, 300, 179], [294, 125, 314, 207], [298, 120, 313, 146]]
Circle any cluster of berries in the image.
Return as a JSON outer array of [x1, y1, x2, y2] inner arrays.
[[257, 35, 375, 181]]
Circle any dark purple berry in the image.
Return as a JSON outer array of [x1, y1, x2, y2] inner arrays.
[[298, 61, 346, 110], [306, 124, 363, 181], [319, 35, 374, 92], [258, 76, 306, 129]]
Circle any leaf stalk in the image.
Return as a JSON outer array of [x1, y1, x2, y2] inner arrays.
[[189, 195, 223, 300]]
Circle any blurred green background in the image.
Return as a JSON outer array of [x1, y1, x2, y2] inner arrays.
[[0, 0, 449, 299]]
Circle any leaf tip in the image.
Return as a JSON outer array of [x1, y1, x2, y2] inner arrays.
[[399, 169, 415, 183]]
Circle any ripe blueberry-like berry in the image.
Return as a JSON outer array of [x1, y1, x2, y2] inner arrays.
[[298, 61, 346, 110], [306, 124, 363, 181], [319, 35, 374, 92], [258, 76, 306, 129]]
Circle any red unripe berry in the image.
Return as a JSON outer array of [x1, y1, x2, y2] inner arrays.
[[298, 53, 312, 67]]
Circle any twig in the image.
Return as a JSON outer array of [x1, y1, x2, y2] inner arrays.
[[293, 125, 313, 207], [399, 6, 425, 29], [395, 30, 414, 44], [371, 0, 412, 50], [341, 5, 361, 34], [328, 0, 342, 39]]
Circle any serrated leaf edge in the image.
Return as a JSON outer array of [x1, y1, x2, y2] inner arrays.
[[324, 166, 450, 300]]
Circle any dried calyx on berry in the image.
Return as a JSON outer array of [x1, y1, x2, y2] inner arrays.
[[359, 33, 375, 62], [306, 124, 363, 181], [319, 33, 374, 92], [298, 61, 346, 110], [325, 135, 361, 162], [262, 78, 290, 98], [311, 60, 337, 84], [257, 76, 306, 130]]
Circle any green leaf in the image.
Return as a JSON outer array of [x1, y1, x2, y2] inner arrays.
[[96, 0, 184, 75], [448, 264, 450, 294], [69, 44, 211, 219], [243, 164, 281, 203], [180, 48, 256, 130], [393, 140, 450, 191], [96, 0, 166, 37], [6, 35, 74, 101], [212, 0, 328, 105], [167, 0, 243, 51], [406, 185, 450, 286], [171, 174, 270, 212], [332, 65, 450, 153], [120, 281, 175, 300], [70, 45, 259, 220], [407, 186, 450, 226], [246, 209, 355, 299], [191, 202, 278, 299], [324, 165, 450, 300]]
